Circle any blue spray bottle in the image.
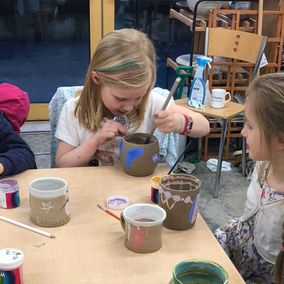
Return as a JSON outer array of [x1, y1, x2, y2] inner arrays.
[[188, 55, 212, 109]]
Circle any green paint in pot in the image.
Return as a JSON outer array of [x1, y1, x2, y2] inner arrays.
[[172, 259, 228, 284]]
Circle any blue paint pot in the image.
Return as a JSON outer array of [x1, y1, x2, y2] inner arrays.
[[120, 133, 159, 177], [171, 259, 229, 284]]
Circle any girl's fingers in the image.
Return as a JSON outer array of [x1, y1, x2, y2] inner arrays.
[[155, 112, 182, 133], [115, 123, 127, 136], [154, 110, 168, 119]]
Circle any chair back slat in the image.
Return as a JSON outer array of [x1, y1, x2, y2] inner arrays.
[[207, 28, 265, 64]]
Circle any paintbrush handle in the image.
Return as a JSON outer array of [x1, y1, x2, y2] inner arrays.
[[97, 204, 121, 221], [160, 78, 181, 111], [105, 210, 121, 221], [144, 77, 181, 144], [167, 140, 192, 175], [0, 216, 55, 238]]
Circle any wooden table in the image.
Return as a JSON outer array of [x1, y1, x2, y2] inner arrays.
[[0, 165, 245, 283], [176, 98, 245, 197], [176, 100, 245, 120]]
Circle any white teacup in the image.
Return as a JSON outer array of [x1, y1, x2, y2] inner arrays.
[[210, 89, 231, 109]]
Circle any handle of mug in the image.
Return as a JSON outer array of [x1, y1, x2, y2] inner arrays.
[[120, 212, 126, 231], [225, 92, 231, 104]]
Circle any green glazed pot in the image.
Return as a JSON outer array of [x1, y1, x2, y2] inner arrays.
[[171, 259, 229, 284]]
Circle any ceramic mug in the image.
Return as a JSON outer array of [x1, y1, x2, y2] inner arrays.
[[120, 203, 166, 253], [29, 177, 70, 227], [159, 174, 201, 230], [119, 133, 160, 177], [210, 89, 231, 109], [171, 259, 229, 284]]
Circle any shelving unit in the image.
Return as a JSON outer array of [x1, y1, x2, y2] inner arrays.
[[167, 1, 284, 160], [168, 1, 284, 92]]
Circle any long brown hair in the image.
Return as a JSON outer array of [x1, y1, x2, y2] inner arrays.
[[274, 222, 284, 284], [245, 73, 284, 179], [74, 28, 157, 131]]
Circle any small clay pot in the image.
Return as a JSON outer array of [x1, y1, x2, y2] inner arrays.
[[120, 133, 159, 177], [29, 177, 70, 227], [159, 174, 201, 230], [120, 203, 166, 253], [172, 259, 228, 284]]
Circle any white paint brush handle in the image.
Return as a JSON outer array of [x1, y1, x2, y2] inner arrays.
[[0, 215, 55, 238]]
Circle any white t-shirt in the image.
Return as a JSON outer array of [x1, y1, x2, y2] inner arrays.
[[55, 88, 174, 166]]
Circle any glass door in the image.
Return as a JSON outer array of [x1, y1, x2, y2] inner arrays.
[[114, 0, 192, 90], [0, 0, 115, 119]]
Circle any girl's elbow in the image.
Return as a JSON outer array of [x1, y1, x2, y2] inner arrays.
[[55, 155, 66, 168], [55, 159, 68, 168], [195, 116, 210, 137], [203, 120, 210, 136]]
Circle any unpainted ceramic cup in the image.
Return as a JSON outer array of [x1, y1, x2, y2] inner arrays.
[[171, 259, 229, 284], [29, 177, 70, 227], [119, 133, 159, 177], [120, 203, 166, 253], [159, 174, 201, 230]]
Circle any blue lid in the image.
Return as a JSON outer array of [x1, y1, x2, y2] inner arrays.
[[195, 55, 212, 67]]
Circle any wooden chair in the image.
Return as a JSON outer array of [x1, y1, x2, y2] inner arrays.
[[177, 27, 267, 197], [204, 8, 284, 160], [203, 27, 268, 163], [205, 27, 268, 100]]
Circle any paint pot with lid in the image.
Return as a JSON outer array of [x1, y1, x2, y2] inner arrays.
[[0, 179, 20, 209], [107, 195, 129, 210], [0, 248, 24, 284], [150, 175, 161, 204], [29, 177, 70, 227]]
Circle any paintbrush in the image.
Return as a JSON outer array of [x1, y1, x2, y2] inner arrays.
[[167, 140, 192, 175], [97, 204, 121, 221], [0, 215, 55, 238], [144, 77, 181, 144]]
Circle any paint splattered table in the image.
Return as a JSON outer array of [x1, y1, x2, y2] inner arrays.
[[0, 165, 245, 283]]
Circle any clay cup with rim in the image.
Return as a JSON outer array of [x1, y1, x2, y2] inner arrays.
[[119, 133, 159, 177]]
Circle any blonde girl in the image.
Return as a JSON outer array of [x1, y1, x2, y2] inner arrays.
[[215, 73, 284, 283], [55, 28, 209, 167]]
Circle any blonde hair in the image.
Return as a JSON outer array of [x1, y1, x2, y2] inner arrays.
[[74, 28, 157, 131], [274, 222, 284, 284]]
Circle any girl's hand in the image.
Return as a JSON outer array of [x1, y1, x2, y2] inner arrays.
[[0, 163, 4, 175], [93, 118, 127, 146], [154, 110, 183, 133]]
